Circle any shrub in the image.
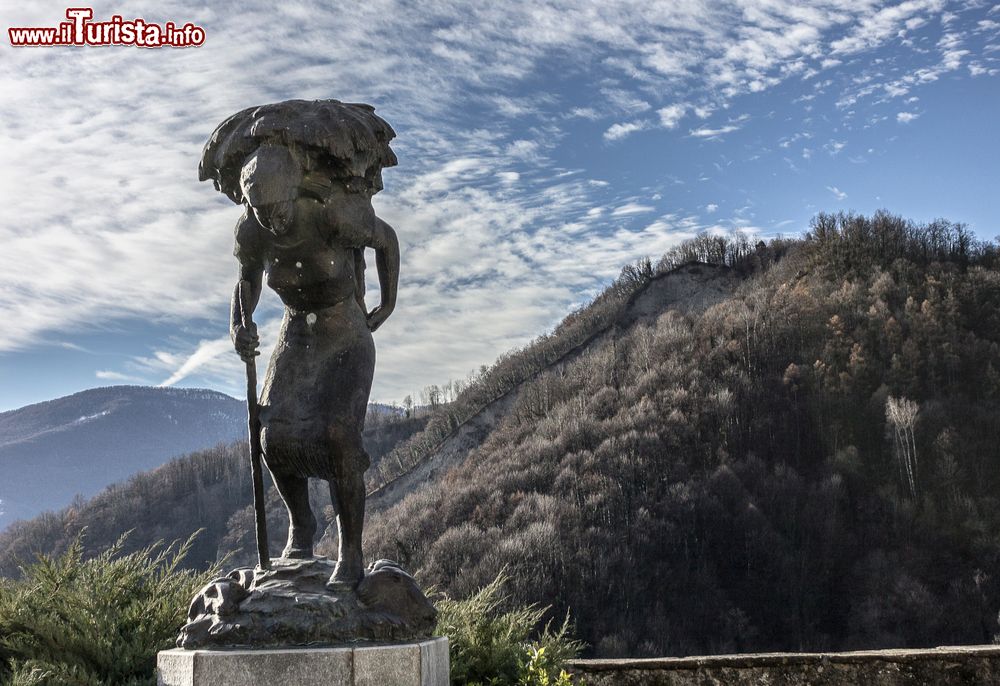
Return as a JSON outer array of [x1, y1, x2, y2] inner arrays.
[[521, 646, 575, 686], [434, 572, 583, 685], [0, 532, 214, 686]]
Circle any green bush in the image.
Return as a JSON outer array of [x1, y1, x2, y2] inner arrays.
[[0, 535, 580, 685], [434, 572, 583, 686], [0, 532, 214, 686]]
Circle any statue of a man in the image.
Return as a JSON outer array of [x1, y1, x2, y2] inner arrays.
[[201, 100, 399, 590]]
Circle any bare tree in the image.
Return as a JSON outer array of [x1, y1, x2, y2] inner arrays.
[[886, 395, 920, 498]]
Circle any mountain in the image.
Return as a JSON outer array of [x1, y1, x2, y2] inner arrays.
[[0, 386, 246, 528], [5, 212, 1000, 658]]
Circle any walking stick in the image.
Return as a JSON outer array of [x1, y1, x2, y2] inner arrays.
[[238, 279, 271, 571]]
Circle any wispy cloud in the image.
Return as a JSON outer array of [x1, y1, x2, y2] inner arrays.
[[827, 185, 848, 200], [0, 0, 990, 405], [825, 140, 847, 155], [690, 124, 741, 139], [611, 202, 656, 217], [604, 121, 648, 141], [657, 104, 687, 129], [897, 111, 920, 123], [831, 0, 946, 55], [158, 336, 236, 387]]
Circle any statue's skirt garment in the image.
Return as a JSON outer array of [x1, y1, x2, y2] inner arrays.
[[259, 300, 374, 479]]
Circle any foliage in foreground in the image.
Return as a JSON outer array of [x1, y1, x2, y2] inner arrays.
[[0, 533, 214, 686], [435, 572, 583, 685], [0, 534, 578, 686]]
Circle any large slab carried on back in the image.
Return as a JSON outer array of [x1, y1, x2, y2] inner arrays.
[[157, 637, 449, 686]]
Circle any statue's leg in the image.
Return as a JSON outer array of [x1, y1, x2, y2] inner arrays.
[[270, 470, 316, 559], [326, 425, 369, 590]]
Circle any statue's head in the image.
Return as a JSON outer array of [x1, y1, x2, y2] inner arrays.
[[239, 144, 303, 235]]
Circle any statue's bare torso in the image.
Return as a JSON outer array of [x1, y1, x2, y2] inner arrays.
[[251, 188, 375, 309]]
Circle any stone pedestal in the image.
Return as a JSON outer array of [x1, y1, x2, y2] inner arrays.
[[158, 637, 449, 686]]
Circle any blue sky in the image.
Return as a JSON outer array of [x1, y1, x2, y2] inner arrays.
[[1, 0, 998, 412]]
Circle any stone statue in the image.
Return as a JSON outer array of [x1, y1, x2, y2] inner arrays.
[[177, 99, 435, 649]]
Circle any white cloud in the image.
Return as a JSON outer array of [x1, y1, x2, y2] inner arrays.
[[827, 185, 848, 200], [705, 203, 719, 213], [488, 95, 543, 118], [897, 111, 920, 123], [505, 139, 543, 161], [831, 0, 946, 55], [604, 121, 648, 141], [825, 140, 847, 155], [838, 28, 973, 109], [689, 124, 741, 138], [159, 336, 237, 387], [969, 62, 999, 76], [611, 202, 656, 217], [567, 107, 601, 120], [601, 88, 652, 115], [657, 104, 687, 128]]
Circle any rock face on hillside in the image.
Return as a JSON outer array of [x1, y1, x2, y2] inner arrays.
[[361, 262, 740, 519], [178, 558, 436, 648], [623, 262, 740, 325]]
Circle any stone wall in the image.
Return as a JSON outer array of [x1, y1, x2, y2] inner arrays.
[[567, 645, 1000, 685]]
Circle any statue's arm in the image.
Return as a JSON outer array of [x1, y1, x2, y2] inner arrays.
[[353, 248, 367, 312], [365, 217, 399, 332], [231, 213, 265, 361], [230, 262, 263, 362]]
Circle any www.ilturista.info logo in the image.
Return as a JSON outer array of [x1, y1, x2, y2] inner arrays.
[[8, 8, 206, 48]]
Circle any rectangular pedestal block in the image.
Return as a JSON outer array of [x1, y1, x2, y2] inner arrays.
[[158, 637, 449, 686]]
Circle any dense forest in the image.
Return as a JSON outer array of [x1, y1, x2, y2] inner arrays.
[[3, 210, 1000, 658], [362, 211, 1000, 655]]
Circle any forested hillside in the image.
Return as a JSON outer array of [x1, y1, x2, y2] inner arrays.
[[360, 211, 1000, 656], [0, 410, 428, 576], [3, 211, 999, 659]]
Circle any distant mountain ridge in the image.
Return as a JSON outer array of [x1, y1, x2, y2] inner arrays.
[[0, 386, 246, 528]]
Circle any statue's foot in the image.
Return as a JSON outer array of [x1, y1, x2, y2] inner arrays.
[[280, 544, 314, 559], [281, 523, 316, 559], [325, 558, 364, 592]]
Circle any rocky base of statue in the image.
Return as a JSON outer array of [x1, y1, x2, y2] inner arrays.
[[177, 558, 437, 649]]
